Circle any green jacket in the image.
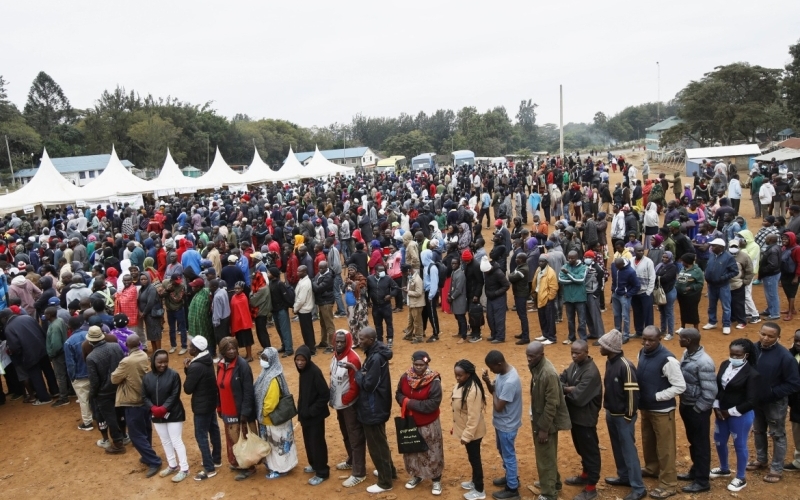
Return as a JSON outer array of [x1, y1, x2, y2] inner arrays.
[[557, 262, 587, 303], [529, 357, 572, 434], [751, 174, 764, 196], [46, 318, 68, 359]]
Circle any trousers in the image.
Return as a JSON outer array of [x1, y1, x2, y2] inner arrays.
[[640, 409, 677, 490], [533, 423, 562, 500], [298, 312, 316, 354], [125, 405, 162, 467], [714, 410, 754, 479], [337, 405, 366, 477], [465, 438, 484, 493], [72, 378, 93, 425], [51, 353, 70, 400], [317, 303, 335, 347], [606, 411, 645, 495], [154, 421, 189, 471], [707, 284, 732, 327], [564, 301, 587, 341], [753, 398, 788, 473], [254, 315, 270, 349], [363, 423, 396, 489], [167, 308, 187, 348], [514, 295, 529, 339], [273, 308, 293, 354], [612, 294, 632, 339], [486, 296, 507, 341], [194, 412, 222, 472], [371, 302, 394, 342], [537, 300, 557, 341], [679, 405, 711, 486], [570, 424, 601, 485], [631, 293, 654, 336], [422, 292, 440, 337], [302, 420, 330, 478]]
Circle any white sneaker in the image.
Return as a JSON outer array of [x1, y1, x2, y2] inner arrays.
[[179, 348, 187, 355], [96, 439, 110, 449], [367, 484, 392, 493], [169, 347, 177, 354], [675, 328, 683, 335], [727, 477, 747, 492], [432, 481, 442, 495], [534, 336, 546, 341], [722, 326, 731, 334], [541, 339, 554, 345], [342, 475, 366, 488], [702, 323, 717, 330], [464, 490, 487, 500], [461, 481, 475, 490]]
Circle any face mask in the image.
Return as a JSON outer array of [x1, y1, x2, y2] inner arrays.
[[729, 247, 739, 254], [378, 271, 386, 278], [584, 258, 593, 265], [729, 357, 745, 368], [259, 359, 270, 369]]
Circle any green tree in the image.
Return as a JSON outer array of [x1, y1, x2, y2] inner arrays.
[[128, 112, 181, 170], [785, 38, 800, 127], [382, 130, 433, 160], [0, 76, 42, 173], [23, 71, 75, 140]]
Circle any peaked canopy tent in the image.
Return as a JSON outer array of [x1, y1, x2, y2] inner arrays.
[[239, 147, 285, 184], [147, 149, 204, 195], [300, 146, 356, 179], [195, 147, 245, 189], [277, 146, 309, 182], [79, 146, 155, 201], [0, 148, 84, 214]]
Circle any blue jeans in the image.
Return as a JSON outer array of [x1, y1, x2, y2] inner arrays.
[[754, 398, 788, 473], [167, 309, 187, 348], [612, 294, 632, 339], [762, 273, 781, 318], [658, 288, 677, 335], [125, 405, 162, 467], [631, 293, 654, 336], [714, 410, 754, 479], [495, 429, 519, 490], [274, 308, 293, 353], [333, 274, 346, 315], [194, 412, 222, 472], [606, 411, 645, 495], [707, 284, 731, 327]]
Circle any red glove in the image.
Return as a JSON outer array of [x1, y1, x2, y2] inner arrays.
[[151, 406, 167, 419]]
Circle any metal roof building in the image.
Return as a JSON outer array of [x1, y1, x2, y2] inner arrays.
[[292, 147, 378, 168], [14, 153, 136, 186]]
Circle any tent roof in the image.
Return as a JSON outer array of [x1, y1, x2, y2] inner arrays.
[[294, 146, 370, 164], [645, 116, 683, 132], [301, 146, 356, 179], [14, 154, 135, 178], [0, 148, 85, 213], [195, 147, 244, 188], [239, 147, 284, 184], [754, 148, 800, 162], [685, 144, 761, 159], [147, 149, 204, 193], [79, 146, 155, 200], [276, 147, 306, 182]]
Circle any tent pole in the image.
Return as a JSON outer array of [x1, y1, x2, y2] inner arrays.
[[4, 135, 15, 187]]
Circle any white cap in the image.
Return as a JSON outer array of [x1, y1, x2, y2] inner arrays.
[[709, 238, 726, 246]]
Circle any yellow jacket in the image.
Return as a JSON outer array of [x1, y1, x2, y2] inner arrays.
[[261, 378, 280, 426], [531, 265, 559, 308], [451, 383, 486, 443]]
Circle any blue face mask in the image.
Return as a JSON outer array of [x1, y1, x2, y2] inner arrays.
[[729, 357, 746, 368]]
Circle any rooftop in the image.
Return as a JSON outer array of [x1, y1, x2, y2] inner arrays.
[[779, 138, 800, 150], [685, 144, 762, 159], [645, 116, 683, 132], [14, 153, 135, 178], [294, 147, 371, 163], [754, 148, 800, 162]]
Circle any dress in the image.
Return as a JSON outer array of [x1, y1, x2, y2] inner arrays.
[[396, 371, 444, 480], [254, 349, 298, 474], [347, 273, 369, 337]]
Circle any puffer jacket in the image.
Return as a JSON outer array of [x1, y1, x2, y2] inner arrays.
[[355, 341, 394, 425], [483, 263, 510, 300], [142, 352, 186, 423], [183, 353, 218, 415], [311, 270, 335, 305], [678, 346, 718, 412]]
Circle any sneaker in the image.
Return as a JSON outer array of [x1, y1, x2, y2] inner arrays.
[[461, 481, 475, 490], [534, 336, 546, 341], [194, 470, 217, 480], [709, 467, 731, 478], [78, 422, 94, 431], [490, 339, 505, 344], [9, 393, 23, 401], [123, 434, 131, 445], [750, 317, 762, 324], [426, 336, 439, 343], [160, 466, 179, 478], [214, 462, 222, 469], [388, 339, 394, 349], [541, 339, 555, 345], [464, 490, 487, 500], [702, 323, 717, 330], [432, 481, 443, 495], [367, 484, 393, 493], [468, 336, 483, 343], [169, 347, 177, 354], [179, 348, 187, 355], [336, 461, 353, 470], [308, 475, 326, 486], [675, 328, 683, 335], [735, 323, 746, 330], [146, 465, 160, 478], [51, 398, 70, 408], [562, 339, 573, 345], [406, 476, 423, 489], [342, 475, 366, 488], [303, 466, 315, 473], [172, 470, 188, 483], [96, 439, 110, 449], [727, 477, 746, 492], [32, 399, 52, 406], [722, 326, 731, 334], [663, 334, 673, 341]]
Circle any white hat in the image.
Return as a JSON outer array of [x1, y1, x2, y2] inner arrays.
[[480, 256, 491, 272], [709, 238, 726, 246], [191, 336, 208, 351]]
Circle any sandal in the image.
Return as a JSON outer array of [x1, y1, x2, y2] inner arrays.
[[649, 487, 676, 499], [746, 461, 766, 471], [763, 472, 782, 483], [456, 339, 465, 344]]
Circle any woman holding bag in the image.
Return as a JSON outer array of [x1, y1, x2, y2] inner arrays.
[[655, 252, 678, 340], [395, 351, 444, 496], [452, 359, 487, 500], [141, 349, 189, 483], [137, 273, 163, 352], [254, 346, 298, 479], [294, 345, 331, 485]]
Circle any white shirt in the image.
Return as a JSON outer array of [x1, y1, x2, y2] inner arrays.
[[728, 179, 742, 199], [759, 183, 776, 204]]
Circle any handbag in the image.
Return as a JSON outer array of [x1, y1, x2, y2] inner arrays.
[[652, 277, 667, 306], [232, 424, 271, 468], [394, 399, 428, 454], [268, 383, 298, 426], [150, 306, 164, 317]]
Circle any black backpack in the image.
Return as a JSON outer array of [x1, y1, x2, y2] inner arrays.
[[281, 281, 296, 305], [428, 261, 447, 290]]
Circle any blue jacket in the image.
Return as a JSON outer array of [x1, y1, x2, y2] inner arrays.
[[422, 250, 438, 300], [611, 261, 640, 297], [704, 251, 739, 286], [754, 342, 800, 403], [65, 329, 89, 380]]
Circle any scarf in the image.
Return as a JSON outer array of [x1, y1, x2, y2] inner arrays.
[[404, 366, 440, 390], [253, 347, 290, 424]]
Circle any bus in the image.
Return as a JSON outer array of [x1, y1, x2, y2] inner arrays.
[[411, 153, 436, 171], [375, 155, 406, 173], [452, 150, 475, 167]]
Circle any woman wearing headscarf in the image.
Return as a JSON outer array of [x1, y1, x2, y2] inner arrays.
[[643, 202, 660, 250], [655, 251, 678, 340], [216, 336, 257, 481], [254, 346, 298, 479], [441, 243, 458, 315], [137, 273, 163, 351], [142, 257, 160, 285], [114, 273, 139, 332], [345, 265, 369, 346], [142, 349, 189, 482], [230, 281, 254, 362], [452, 359, 487, 500], [294, 345, 331, 485], [647, 234, 665, 266], [395, 350, 444, 495], [249, 271, 272, 353], [106, 267, 119, 290]]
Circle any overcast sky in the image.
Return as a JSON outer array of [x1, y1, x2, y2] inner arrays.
[[5, 1, 800, 130]]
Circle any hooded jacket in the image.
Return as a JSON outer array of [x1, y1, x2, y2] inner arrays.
[[737, 229, 761, 275], [483, 263, 510, 300], [8, 276, 41, 316], [330, 331, 361, 409], [141, 351, 186, 422], [783, 232, 800, 278], [403, 232, 420, 270], [294, 345, 331, 425], [611, 259, 640, 297], [183, 351, 219, 414], [355, 340, 394, 425]]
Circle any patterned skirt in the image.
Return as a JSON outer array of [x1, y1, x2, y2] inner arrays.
[[403, 418, 444, 480], [259, 420, 298, 474]]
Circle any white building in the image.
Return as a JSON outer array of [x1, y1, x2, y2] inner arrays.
[[293, 147, 378, 169], [14, 153, 138, 186]]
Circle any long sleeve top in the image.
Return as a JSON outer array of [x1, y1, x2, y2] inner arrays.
[[211, 288, 231, 326], [293, 276, 315, 314], [632, 256, 655, 295]]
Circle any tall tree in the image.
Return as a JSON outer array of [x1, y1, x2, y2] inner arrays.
[[0, 76, 41, 173], [23, 71, 75, 139], [127, 112, 181, 170], [786, 38, 800, 127]]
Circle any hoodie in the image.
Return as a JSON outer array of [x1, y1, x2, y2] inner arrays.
[[421, 249, 438, 300], [783, 232, 800, 278], [294, 345, 331, 425], [330, 331, 361, 409], [737, 230, 760, 274], [611, 259, 641, 297], [355, 340, 394, 425]]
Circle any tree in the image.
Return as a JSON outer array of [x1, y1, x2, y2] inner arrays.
[[23, 71, 75, 139], [382, 130, 433, 160], [0, 76, 42, 173], [786, 38, 800, 127], [127, 112, 181, 170]]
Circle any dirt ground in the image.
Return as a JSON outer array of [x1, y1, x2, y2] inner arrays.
[[2, 155, 800, 500]]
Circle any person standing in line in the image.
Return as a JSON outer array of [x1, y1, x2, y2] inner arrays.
[[526, 341, 571, 500], [508, 253, 530, 345], [293, 265, 317, 355], [453, 359, 487, 500], [481, 350, 523, 500], [43, 306, 70, 407], [254, 347, 298, 480], [267, 267, 294, 357], [294, 345, 331, 486], [636, 326, 686, 499], [559, 340, 602, 500], [728, 240, 754, 330], [449, 258, 469, 343], [348, 327, 397, 493], [210, 279, 231, 359], [367, 263, 398, 347], [610, 258, 640, 344], [85, 325, 126, 454], [230, 281, 254, 362], [182, 335, 222, 481], [703, 238, 739, 335], [404, 264, 425, 343], [64, 317, 95, 431], [759, 234, 782, 320], [421, 249, 441, 342], [630, 245, 655, 339], [676, 329, 718, 493], [786, 329, 800, 472], [598, 329, 646, 500], [330, 329, 367, 488], [558, 250, 588, 345], [311, 261, 335, 353], [481, 256, 510, 344], [531, 254, 558, 345], [749, 322, 800, 484]]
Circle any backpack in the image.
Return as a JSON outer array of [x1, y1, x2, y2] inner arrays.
[[428, 261, 447, 290], [281, 281, 296, 305], [781, 248, 798, 275]]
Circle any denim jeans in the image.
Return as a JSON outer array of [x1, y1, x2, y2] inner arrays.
[[495, 429, 519, 490], [273, 308, 293, 353], [194, 412, 222, 472], [564, 301, 587, 341], [631, 293, 654, 336], [606, 411, 645, 495], [762, 273, 781, 318], [753, 398, 788, 473], [167, 308, 187, 348], [707, 284, 731, 327], [714, 410, 754, 480], [333, 274, 346, 316], [658, 288, 677, 335], [612, 294, 632, 339], [126, 405, 162, 467]]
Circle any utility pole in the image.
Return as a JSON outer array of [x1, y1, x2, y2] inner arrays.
[[559, 85, 564, 158], [206, 135, 210, 170], [4, 135, 16, 187]]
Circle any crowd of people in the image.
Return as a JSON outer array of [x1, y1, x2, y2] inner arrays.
[[1, 151, 800, 500]]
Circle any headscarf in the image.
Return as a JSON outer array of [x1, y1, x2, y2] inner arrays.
[[405, 350, 440, 390], [663, 251, 674, 263], [651, 234, 664, 247], [253, 347, 290, 424], [293, 234, 304, 252]]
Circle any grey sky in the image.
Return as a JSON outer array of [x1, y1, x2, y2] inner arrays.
[[5, 0, 799, 129]]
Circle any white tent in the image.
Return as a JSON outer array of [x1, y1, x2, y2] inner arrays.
[[196, 147, 244, 188], [239, 147, 284, 184], [276, 146, 309, 182], [301, 146, 356, 178], [80, 146, 155, 200], [147, 149, 203, 194], [0, 148, 84, 213]]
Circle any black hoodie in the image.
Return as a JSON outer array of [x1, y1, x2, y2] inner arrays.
[[294, 345, 331, 425], [355, 341, 394, 425]]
